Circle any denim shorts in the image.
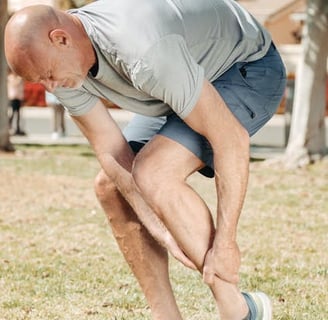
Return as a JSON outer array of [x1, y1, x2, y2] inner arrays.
[[123, 43, 287, 177]]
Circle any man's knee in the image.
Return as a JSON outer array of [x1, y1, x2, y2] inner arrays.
[[132, 156, 173, 206], [132, 157, 155, 193], [94, 170, 117, 202], [95, 170, 143, 230]]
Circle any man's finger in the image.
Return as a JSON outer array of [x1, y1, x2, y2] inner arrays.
[[164, 232, 197, 270], [170, 245, 197, 270], [203, 265, 215, 285]]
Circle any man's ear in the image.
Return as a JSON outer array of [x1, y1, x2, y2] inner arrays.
[[49, 29, 70, 47]]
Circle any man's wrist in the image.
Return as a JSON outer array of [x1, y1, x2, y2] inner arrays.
[[213, 229, 237, 248]]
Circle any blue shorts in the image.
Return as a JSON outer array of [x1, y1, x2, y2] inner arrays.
[[123, 43, 287, 177]]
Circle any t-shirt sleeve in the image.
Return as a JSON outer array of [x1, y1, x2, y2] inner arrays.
[[130, 35, 204, 119], [53, 87, 99, 116]]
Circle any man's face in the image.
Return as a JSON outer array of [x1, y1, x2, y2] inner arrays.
[[28, 44, 87, 92]]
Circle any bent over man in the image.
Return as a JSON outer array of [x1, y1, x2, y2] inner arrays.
[[5, 1, 286, 319]]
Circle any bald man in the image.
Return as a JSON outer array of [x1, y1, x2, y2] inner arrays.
[[5, 1, 286, 319]]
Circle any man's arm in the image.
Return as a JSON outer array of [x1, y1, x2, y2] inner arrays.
[[184, 79, 250, 284], [72, 99, 196, 270]]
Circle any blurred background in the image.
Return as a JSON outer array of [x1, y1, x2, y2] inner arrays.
[[1, 0, 328, 168]]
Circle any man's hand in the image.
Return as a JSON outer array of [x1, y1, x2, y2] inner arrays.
[[163, 230, 197, 270], [203, 239, 240, 285]]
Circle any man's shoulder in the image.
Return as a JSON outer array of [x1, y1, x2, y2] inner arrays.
[[70, 0, 179, 65]]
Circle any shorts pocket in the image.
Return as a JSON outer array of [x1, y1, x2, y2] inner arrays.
[[237, 62, 267, 89]]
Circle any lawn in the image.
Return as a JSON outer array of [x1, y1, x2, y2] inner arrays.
[[0, 145, 327, 320]]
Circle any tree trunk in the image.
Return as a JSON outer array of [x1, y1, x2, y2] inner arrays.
[[0, 0, 14, 152], [284, 0, 328, 168]]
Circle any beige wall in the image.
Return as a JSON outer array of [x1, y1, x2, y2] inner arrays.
[[265, 1, 305, 45], [266, 15, 302, 44], [239, 0, 306, 45]]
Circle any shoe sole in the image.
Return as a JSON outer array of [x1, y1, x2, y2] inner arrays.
[[255, 292, 272, 320]]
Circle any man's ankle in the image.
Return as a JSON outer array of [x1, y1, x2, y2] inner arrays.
[[242, 292, 257, 319], [242, 310, 251, 320]]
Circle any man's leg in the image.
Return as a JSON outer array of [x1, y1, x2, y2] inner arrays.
[[8, 107, 14, 131], [94, 170, 183, 320], [132, 135, 249, 320], [59, 105, 66, 135], [16, 108, 21, 133]]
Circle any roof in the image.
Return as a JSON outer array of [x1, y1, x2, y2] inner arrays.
[[237, 0, 306, 24]]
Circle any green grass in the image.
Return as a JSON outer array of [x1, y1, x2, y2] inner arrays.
[[0, 145, 327, 319]]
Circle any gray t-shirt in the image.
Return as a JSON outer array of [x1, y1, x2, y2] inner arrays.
[[55, 0, 271, 118]]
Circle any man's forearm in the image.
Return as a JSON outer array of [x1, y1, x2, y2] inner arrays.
[[202, 137, 249, 284], [71, 104, 195, 267], [97, 152, 196, 269], [182, 79, 251, 283], [98, 152, 171, 242], [73, 105, 172, 248], [213, 139, 250, 243]]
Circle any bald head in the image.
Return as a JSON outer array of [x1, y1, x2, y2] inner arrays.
[[5, 5, 65, 82], [5, 5, 95, 90], [5, 5, 62, 78]]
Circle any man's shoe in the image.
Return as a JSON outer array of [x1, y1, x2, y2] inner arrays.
[[242, 292, 272, 320]]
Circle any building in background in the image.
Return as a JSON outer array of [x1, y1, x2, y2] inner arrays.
[[238, 0, 306, 45], [238, 0, 328, 115]]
